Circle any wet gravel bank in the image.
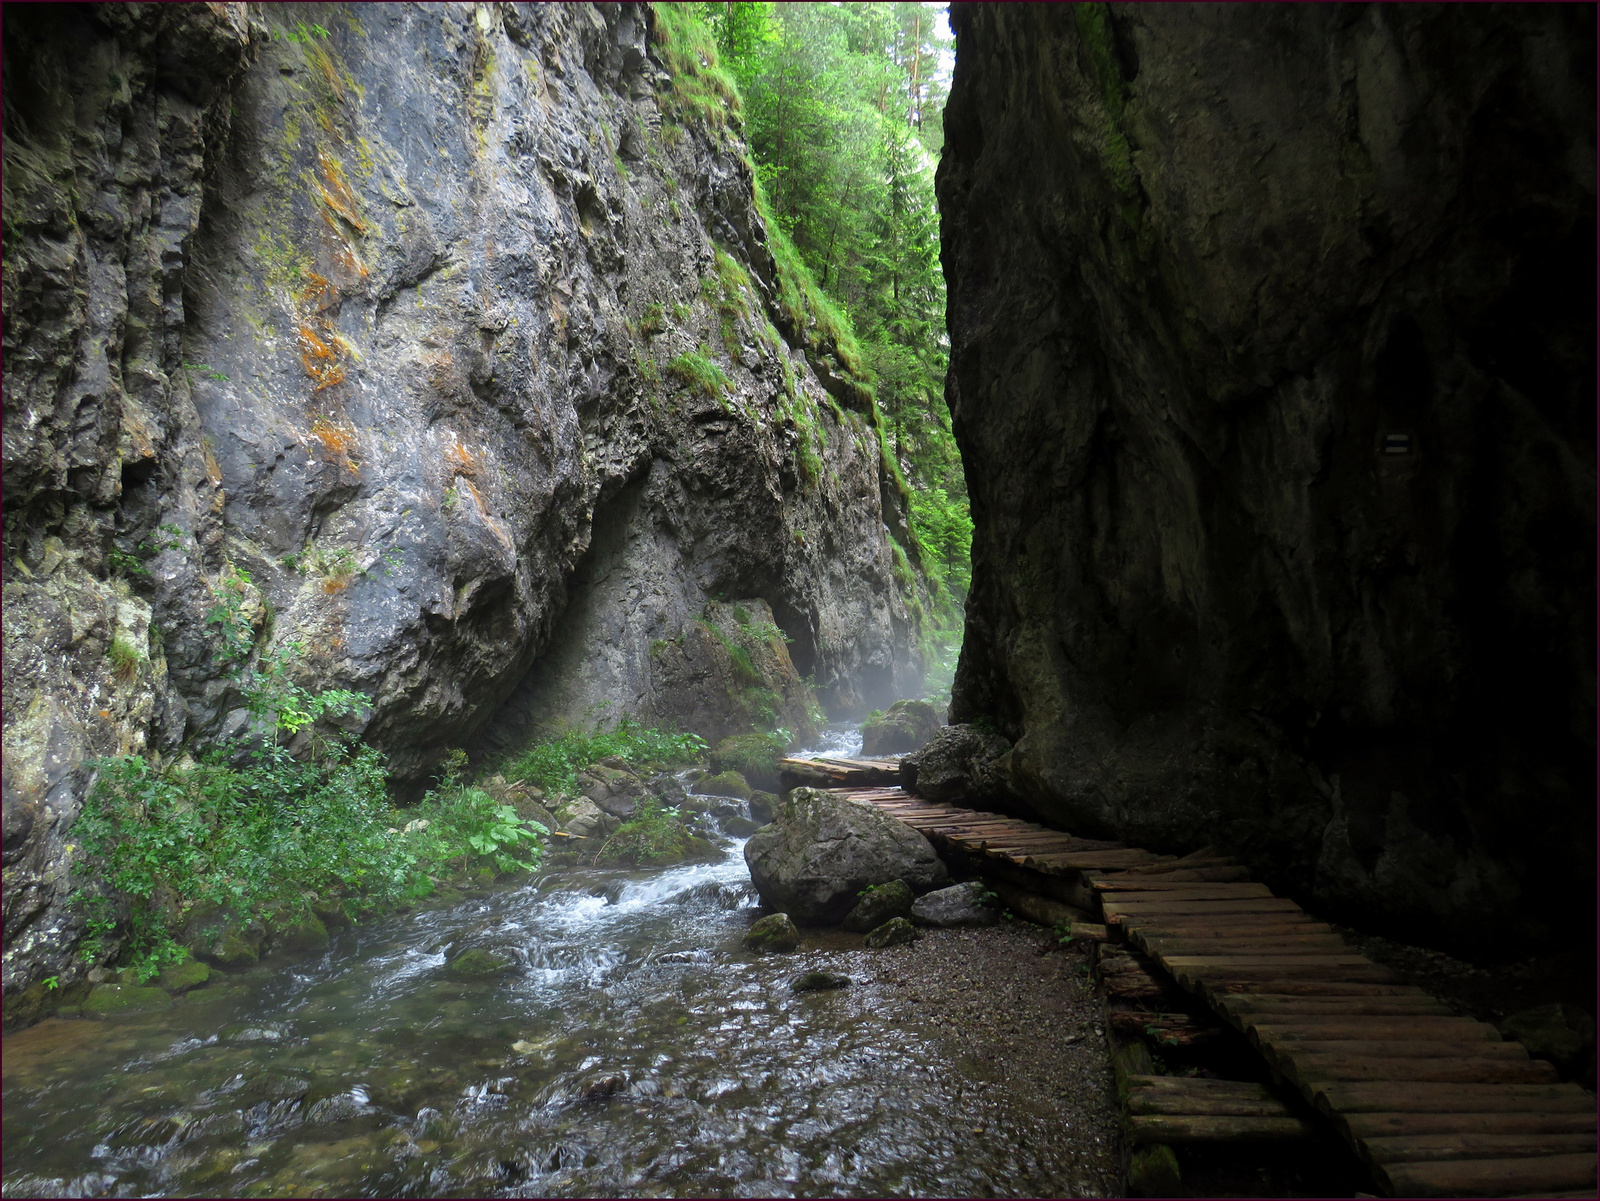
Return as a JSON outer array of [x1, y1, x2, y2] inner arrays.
[[775, 919, 1123, 1197]]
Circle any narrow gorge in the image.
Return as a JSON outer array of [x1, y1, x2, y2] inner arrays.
[[3, 3, 1594, 1198]]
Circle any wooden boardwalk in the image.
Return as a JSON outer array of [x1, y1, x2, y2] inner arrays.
[[840, 786, 1597, 1199]]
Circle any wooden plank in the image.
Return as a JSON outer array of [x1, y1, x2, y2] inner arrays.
[[1363, 1132, 1597, 1165], [1344, 1111, 1599, 1138], [1128, 1113, 1313, 1144], [1378, 1153, 1596, 1198], [1259, 1040, 1531, 1067], [1119, 857, 1238, 876], [1027, 850, 1170, 868], [1161, 953, 1375, 969], [1110, 1010, 1222, 1046], [1108, 885, 1277, 903], [1126, 1074, 1288, 1096], [1169, 962, 1400, 987], [1288, 1054, 1560, 1084], [1106, 898, 1304, 917], [1200, 979, 1426, 997], [1311, 1081, 1595, 1114], [1091, 868, 1254, 887], [1143, 936, 1352, 956], [1245, 1018, 1502, 1042], [1217, 995, 1451, 1017], [1127, 1081, 1292, 1117]]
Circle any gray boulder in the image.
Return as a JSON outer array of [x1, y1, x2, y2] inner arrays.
[[1499, 1004, 1596, 1084], [901, 725, 1013, 802], [841, 880, 915, 932], [551, 795, 619, 840], [743, 788, 948, 924], [910, 881, 1001, 927], [748, 790, 778, 825], [864, 917, 918, 948], [861, 699, 943, 756]]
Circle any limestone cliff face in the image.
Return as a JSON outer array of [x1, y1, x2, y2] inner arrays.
[[938, 4, 1594, 949], [2, 2, 920, 995]]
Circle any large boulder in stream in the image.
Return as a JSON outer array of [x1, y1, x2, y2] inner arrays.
[[743, 788, 948, 924], [861, 700, 942, 756]]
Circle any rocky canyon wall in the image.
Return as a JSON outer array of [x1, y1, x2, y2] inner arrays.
[[2, 2, 921, 995], [938, 4, 1595, 950]]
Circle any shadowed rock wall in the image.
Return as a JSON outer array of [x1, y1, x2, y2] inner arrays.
[[2, 2, 920, 996], [938, 3, 1595, 950]]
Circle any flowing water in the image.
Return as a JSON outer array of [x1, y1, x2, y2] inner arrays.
[[2, 729, 1107, 1198]]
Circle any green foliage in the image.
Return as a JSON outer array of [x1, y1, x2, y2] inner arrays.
[[1054, 920, 1076, 946], [595, 798, 691, 865], [650, 2, 743, 135], [181, 361, 230, 382], [640, 302, 666, 336], [667, 348, 730, 399], [713, 729, 791, 781], [205, 563, 258, 666], [108, 635, 144, 682], [500, 719, 707, 796]]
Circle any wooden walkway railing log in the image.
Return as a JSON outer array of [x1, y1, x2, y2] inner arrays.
[[818, 780, 1597, 1199]]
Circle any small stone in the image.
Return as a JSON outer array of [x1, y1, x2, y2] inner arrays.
[[743, 912, 800, 952], [791, 970, 851, 992], [578, 1072, 628, 1102], [864, 916, 918, 948]]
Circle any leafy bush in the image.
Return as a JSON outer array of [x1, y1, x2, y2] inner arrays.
[[499, 718, 706, 796], [594, 798, 694, 866]]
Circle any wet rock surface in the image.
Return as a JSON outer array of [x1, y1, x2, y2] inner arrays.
[[902, 723, 1013, 804], [2, 0, 921, 996], [742, 913, 800, 953], [938, 3, 1596, 948], [743, 788, 948, 924], [911, 881, 1001, 929], [841, 880, 915, 933]]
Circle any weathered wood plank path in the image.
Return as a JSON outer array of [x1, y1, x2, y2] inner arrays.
[[836, 784, 1596, 1198]]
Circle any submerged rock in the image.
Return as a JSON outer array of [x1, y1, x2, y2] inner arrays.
[[742, 913, 801, 953], [445, 949, 516, 980], [861, 700, 942, 756], [841, 880, 915, 932], [911, 881, 1001, 928], [863, 917, 918, 948], [791, 971, 851, 992], [901, 725, 1013, 803], [743, 788, 948, 924]]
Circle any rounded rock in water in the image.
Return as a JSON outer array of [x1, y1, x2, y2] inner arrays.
[[743, 912, 800, 952]]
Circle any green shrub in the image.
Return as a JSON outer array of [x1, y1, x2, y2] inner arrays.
[[500, 719, 706, 796], [594, 798, 691, 865], [667, 348, 730, 399]]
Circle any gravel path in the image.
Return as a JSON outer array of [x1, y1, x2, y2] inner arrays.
[[795, 919, 1123, 1197]]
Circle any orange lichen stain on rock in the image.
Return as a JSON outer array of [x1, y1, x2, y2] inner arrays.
[[297, 321, 348, 391], [311, 416, 356, 457], [202, 442, 224, 485], [321, 576, 349, 595], [317, 150, 369, 237], [447, 438, 480, 478]]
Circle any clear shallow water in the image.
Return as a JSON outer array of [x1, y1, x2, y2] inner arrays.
[[2, 728, 1104, 1199]]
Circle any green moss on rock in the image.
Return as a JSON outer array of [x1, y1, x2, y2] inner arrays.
[[157, 957, 212, 994], [742, 912, 800, 952], [83, 983, 173, 1017], [693, 770, 752, 800], [446, 948, 515, 979], [863, 916, 917, 948]]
